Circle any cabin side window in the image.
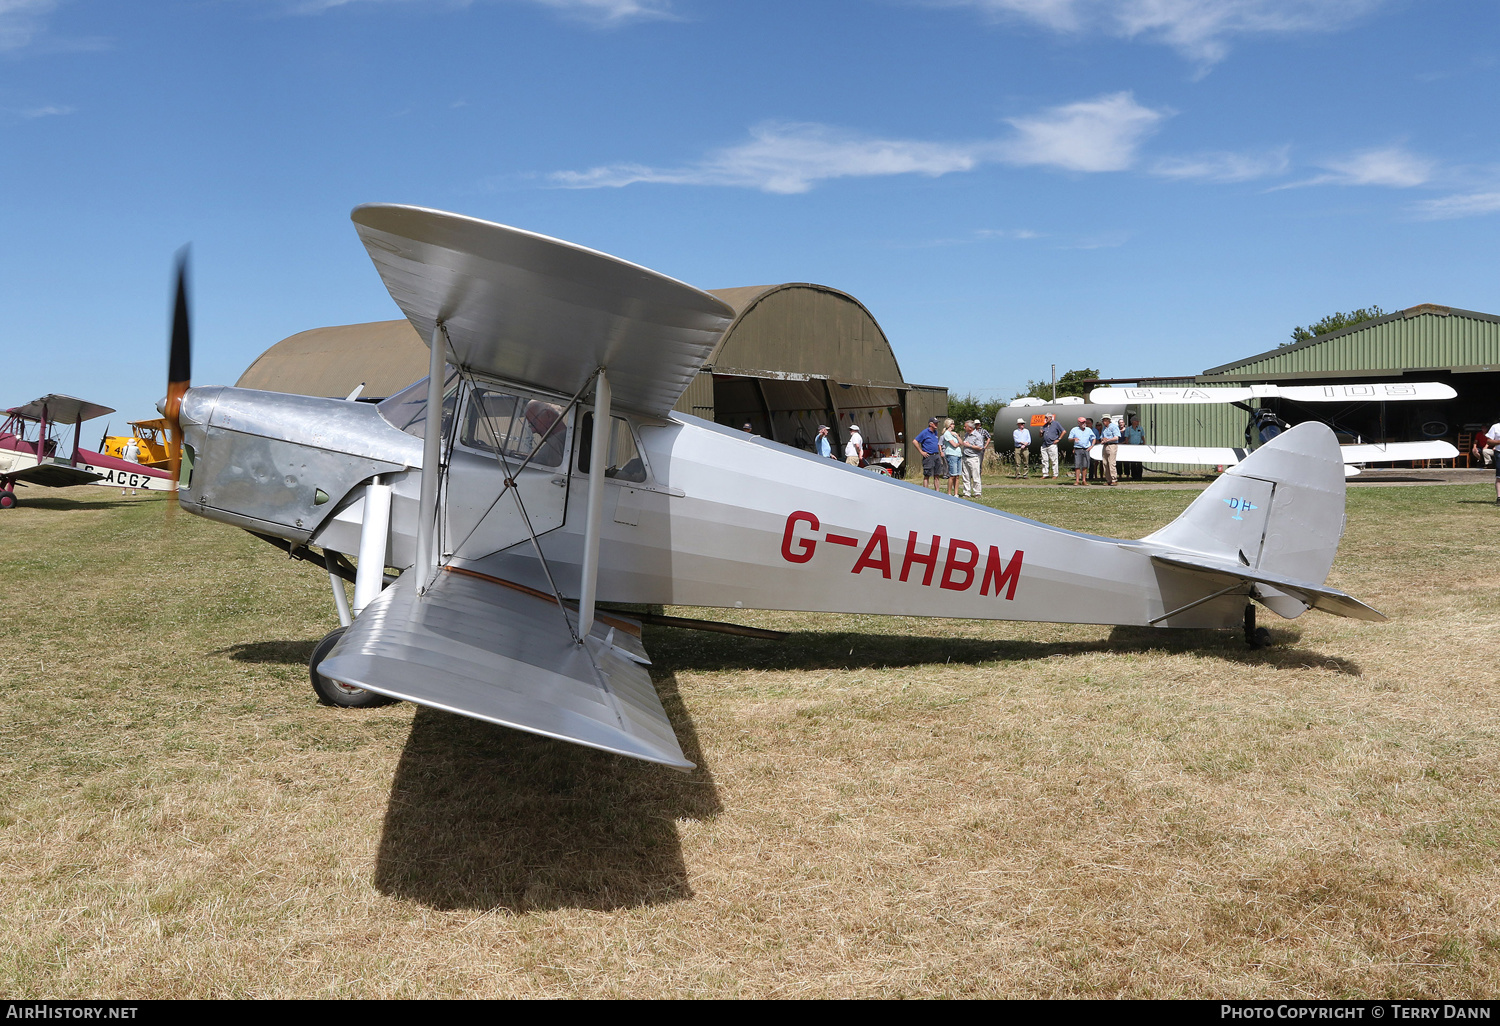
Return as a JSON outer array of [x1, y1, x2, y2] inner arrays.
[[459, 388, 567, 469], [575, 413, 648, 483]]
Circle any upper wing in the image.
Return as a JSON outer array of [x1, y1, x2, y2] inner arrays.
[[351, 204, 735, 418], [8, 395, 115, 423], [317, 566, 692, 770], [1091, 382, 1455, 404]]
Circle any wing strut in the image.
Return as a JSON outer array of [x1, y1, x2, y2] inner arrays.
[[414, 322, 449, 595], [578, 368, 610, 640]]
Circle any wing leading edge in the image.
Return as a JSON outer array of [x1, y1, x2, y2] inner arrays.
[[318, 568, 692, 770]]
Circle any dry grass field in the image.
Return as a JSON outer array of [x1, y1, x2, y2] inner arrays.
[[1, 477, 1498, 998]]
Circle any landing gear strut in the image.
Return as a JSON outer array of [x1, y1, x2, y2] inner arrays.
[[1244, 604, 1272, 649]]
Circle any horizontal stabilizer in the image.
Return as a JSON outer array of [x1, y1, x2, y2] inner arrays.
[[319, 568, 691, 769], [1150, 551, 1386, 622]]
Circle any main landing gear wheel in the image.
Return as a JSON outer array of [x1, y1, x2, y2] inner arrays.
[[0, 491, 16, 510], [309, 626, 396, 708]]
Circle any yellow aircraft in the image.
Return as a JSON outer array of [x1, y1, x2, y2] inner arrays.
[[98, 419, 172, 471]]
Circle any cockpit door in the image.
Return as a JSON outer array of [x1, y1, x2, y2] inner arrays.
[[444, 385, 571, 560]]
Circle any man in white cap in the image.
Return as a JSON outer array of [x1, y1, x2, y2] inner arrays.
[[1067, 416, 1096, 486], [845, 425, 863, 466], [1012, 417, 1032, 479]]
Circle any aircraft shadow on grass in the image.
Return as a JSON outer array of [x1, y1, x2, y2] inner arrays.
[[218, 637, 716, 912], [217, 618, 1358, 911], [16, 495, 139, 512], [221, 621, 1361, 678], [371, 672, 717, 913], [638, 623, 1363, 677]]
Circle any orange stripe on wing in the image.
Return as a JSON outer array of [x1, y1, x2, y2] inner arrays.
[[443, 565, 643, 638]]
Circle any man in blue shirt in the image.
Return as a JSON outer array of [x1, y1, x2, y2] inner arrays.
[[913, 417, 943, 490], [815, 425, 833, 459], [1039, 413, 1065, 479], [1067, 417, 1096, 486]]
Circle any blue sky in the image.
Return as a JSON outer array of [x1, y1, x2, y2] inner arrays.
[[3, 0, 1498, 422]]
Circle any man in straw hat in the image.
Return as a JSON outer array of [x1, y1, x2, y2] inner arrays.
[[1011, 416, 1032, 480]]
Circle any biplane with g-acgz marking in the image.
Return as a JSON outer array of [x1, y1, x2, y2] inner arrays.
[[162, 204, 1388, 771], [0, 395, 174, 508]]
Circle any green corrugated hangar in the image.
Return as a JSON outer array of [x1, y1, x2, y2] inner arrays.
[[237, 283, 947, 471], [1115, 303, 1500, 454]]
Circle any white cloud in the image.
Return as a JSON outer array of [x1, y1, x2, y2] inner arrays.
[[0, 0, 58, 52], [975, 227, 1043, 239], [553, 121, 982, 194], [998, 91, 1165, 172], [944, 0, 1383, 64], [289, 0, 672, 25], [1412, 191, 1500, 220], [1150, 146, 1288, 182], [551, 92, 1168, 193], [1278, 146, 1435, 189], [20, 103, 72, 117]]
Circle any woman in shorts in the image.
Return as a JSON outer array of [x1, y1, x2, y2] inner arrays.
[[941, 418, 964, 496]]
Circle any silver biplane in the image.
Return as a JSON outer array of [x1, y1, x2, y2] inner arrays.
[[167, 204, 1386, 771]]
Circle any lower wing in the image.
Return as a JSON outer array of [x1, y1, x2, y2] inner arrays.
[[7, 463, 104, 488], [1093, 440, 1458, 475], [318, 567, 691, 769]]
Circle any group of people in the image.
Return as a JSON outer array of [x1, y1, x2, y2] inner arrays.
[[914, 417, 990, 497], [1011, 412, 1144, 486], [811, 409, 1151, 494], [813, 423, 871, 467]]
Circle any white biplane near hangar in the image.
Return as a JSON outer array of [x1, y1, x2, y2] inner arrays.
[[1083, 383, 1460, 477], [165, 204, 1388, 772]]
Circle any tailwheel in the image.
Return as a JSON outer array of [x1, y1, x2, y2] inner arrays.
[[309, 626, 396, 708], [1244, 605, 1272, 649], [0, 491, 16, 510]]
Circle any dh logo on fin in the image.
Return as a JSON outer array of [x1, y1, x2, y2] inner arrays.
[[1223, 497, 1258, 521]]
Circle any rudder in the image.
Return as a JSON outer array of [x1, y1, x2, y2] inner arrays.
[[1143, 423, 1348, 617]]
